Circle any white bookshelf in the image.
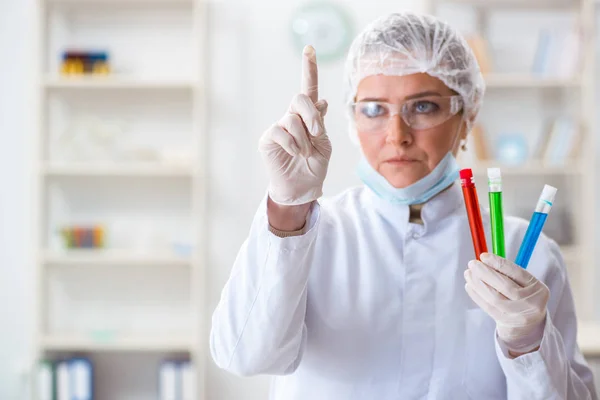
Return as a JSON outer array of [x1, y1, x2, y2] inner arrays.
[[43, 163, 194, 177], [33, 0, 207, 398], [43, 249, 192, 267], [471, 161, 583, 175], [41, 335, 194, 353], [48, 0, 194, 6], [425, 0, 599, 355], [440, 0, 576, 9], [44, 76, 196, 90], [579, 322, 600, 356], [484, 73, 581, 88]]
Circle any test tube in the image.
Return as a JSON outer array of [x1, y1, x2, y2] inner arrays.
[[460, 168, 488, 260], [515, 184, 557, 269], [488, 168, 506, 257]]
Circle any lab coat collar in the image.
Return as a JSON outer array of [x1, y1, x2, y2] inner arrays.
[[363, 185, 410, 228], [364, 181, 463, 231], [420, 182, 464, 229]]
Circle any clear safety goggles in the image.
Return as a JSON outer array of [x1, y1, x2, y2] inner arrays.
[[350, 95, 464, 133]]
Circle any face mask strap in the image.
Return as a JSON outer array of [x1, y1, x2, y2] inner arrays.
[[450, 96, 463, 115]]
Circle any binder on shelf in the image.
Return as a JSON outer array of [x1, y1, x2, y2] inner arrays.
[[41, 358, 94, 400], [532, 30, 551, 75], [56, 361, 71, 400], [159, 361, 179, 400], [37, 361, 55, 400], [532, 119, 554, 160], [542, 117, 581, 166], [70, 358, 93, 400], [532, 27, 582, 78], [181, 361, 195, 400]]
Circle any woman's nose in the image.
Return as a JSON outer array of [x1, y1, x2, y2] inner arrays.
[[386, 114, 413, 147]]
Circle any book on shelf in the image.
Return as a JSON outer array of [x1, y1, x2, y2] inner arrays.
[[160, 360, 196, 400], [536, 116, 581, 166], [38, 358, 196, 400], [532, 27, 582, 78], [38, 358, 93, 400], [532, 119, 554, 160]]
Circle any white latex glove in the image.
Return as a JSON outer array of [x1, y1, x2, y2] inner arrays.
[[258, 45, 332, 206], [464, 252, 550, 355]]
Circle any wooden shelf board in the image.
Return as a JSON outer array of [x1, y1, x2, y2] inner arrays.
[[44, 76, 195, 90], [44, 249, 192, 267], [41, 334, 193, 352], [43, 163, 194, 177]]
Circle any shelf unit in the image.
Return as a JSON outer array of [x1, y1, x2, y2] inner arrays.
[[441, 0, 576, 8], [47, 0, 194, 6], [41, 335, 194, 353], [43, 163, 194, 177], [483, 73, 581, 88], [424, 0, 598, 355], [578, 322, 600, 356], [470, 160, 583, 175], [43, 249, 192, 267], [44, 76, 196, 90], [33, 0, 207, 398]]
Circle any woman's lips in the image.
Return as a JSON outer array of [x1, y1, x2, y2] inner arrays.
[[385, 157, 418, 165]]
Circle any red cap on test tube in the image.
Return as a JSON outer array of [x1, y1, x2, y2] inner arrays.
[[460, 168, 474, 187]]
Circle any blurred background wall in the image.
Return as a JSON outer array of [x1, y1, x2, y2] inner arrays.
[[1, 0, 599, 399]]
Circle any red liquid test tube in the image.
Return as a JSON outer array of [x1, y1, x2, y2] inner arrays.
[[460, 168, 488, 260]]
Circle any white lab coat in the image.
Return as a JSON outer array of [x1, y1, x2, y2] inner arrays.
[[211, 183, 597, 400]]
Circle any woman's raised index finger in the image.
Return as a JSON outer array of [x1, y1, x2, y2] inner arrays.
[[301, 45, 318, 104]]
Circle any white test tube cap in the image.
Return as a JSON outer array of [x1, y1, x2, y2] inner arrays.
[[487, 167, 502, 191], [487, 168, 501, 181], [540, 184, 558, 205]]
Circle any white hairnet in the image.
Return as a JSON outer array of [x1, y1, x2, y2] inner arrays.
[[344, 12, 485, 138]]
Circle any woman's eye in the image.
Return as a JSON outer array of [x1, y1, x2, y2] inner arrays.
[[360, 103, 386, 118], [413, 101, 439, 114]]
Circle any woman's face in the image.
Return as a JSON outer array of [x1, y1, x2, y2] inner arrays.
[[356, 73, 467, 189]]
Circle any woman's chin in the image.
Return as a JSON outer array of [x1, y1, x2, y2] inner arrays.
[[383, 175, 426, 188], [380, 165, 426, 188]]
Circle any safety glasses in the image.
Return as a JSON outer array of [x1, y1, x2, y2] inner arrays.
[[350, 95, 463, 134]]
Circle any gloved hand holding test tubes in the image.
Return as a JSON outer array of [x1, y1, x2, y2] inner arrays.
[[461, 167, 557, 269]]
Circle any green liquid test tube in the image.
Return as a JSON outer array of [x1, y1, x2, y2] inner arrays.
[[488, 168, 505, 257]]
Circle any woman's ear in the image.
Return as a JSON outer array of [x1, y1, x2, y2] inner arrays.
[[461, 113, 478, 144], [461, 121, 468, 141], [451, 119, 468, 156]]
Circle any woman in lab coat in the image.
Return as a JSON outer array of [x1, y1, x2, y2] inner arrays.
[[210, 12, 597, 400]]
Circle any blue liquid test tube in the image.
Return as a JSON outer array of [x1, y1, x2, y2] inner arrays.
[[515, 184, 557, 269]]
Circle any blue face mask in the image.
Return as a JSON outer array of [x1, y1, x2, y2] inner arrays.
[[357, 151, 460, 205]]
